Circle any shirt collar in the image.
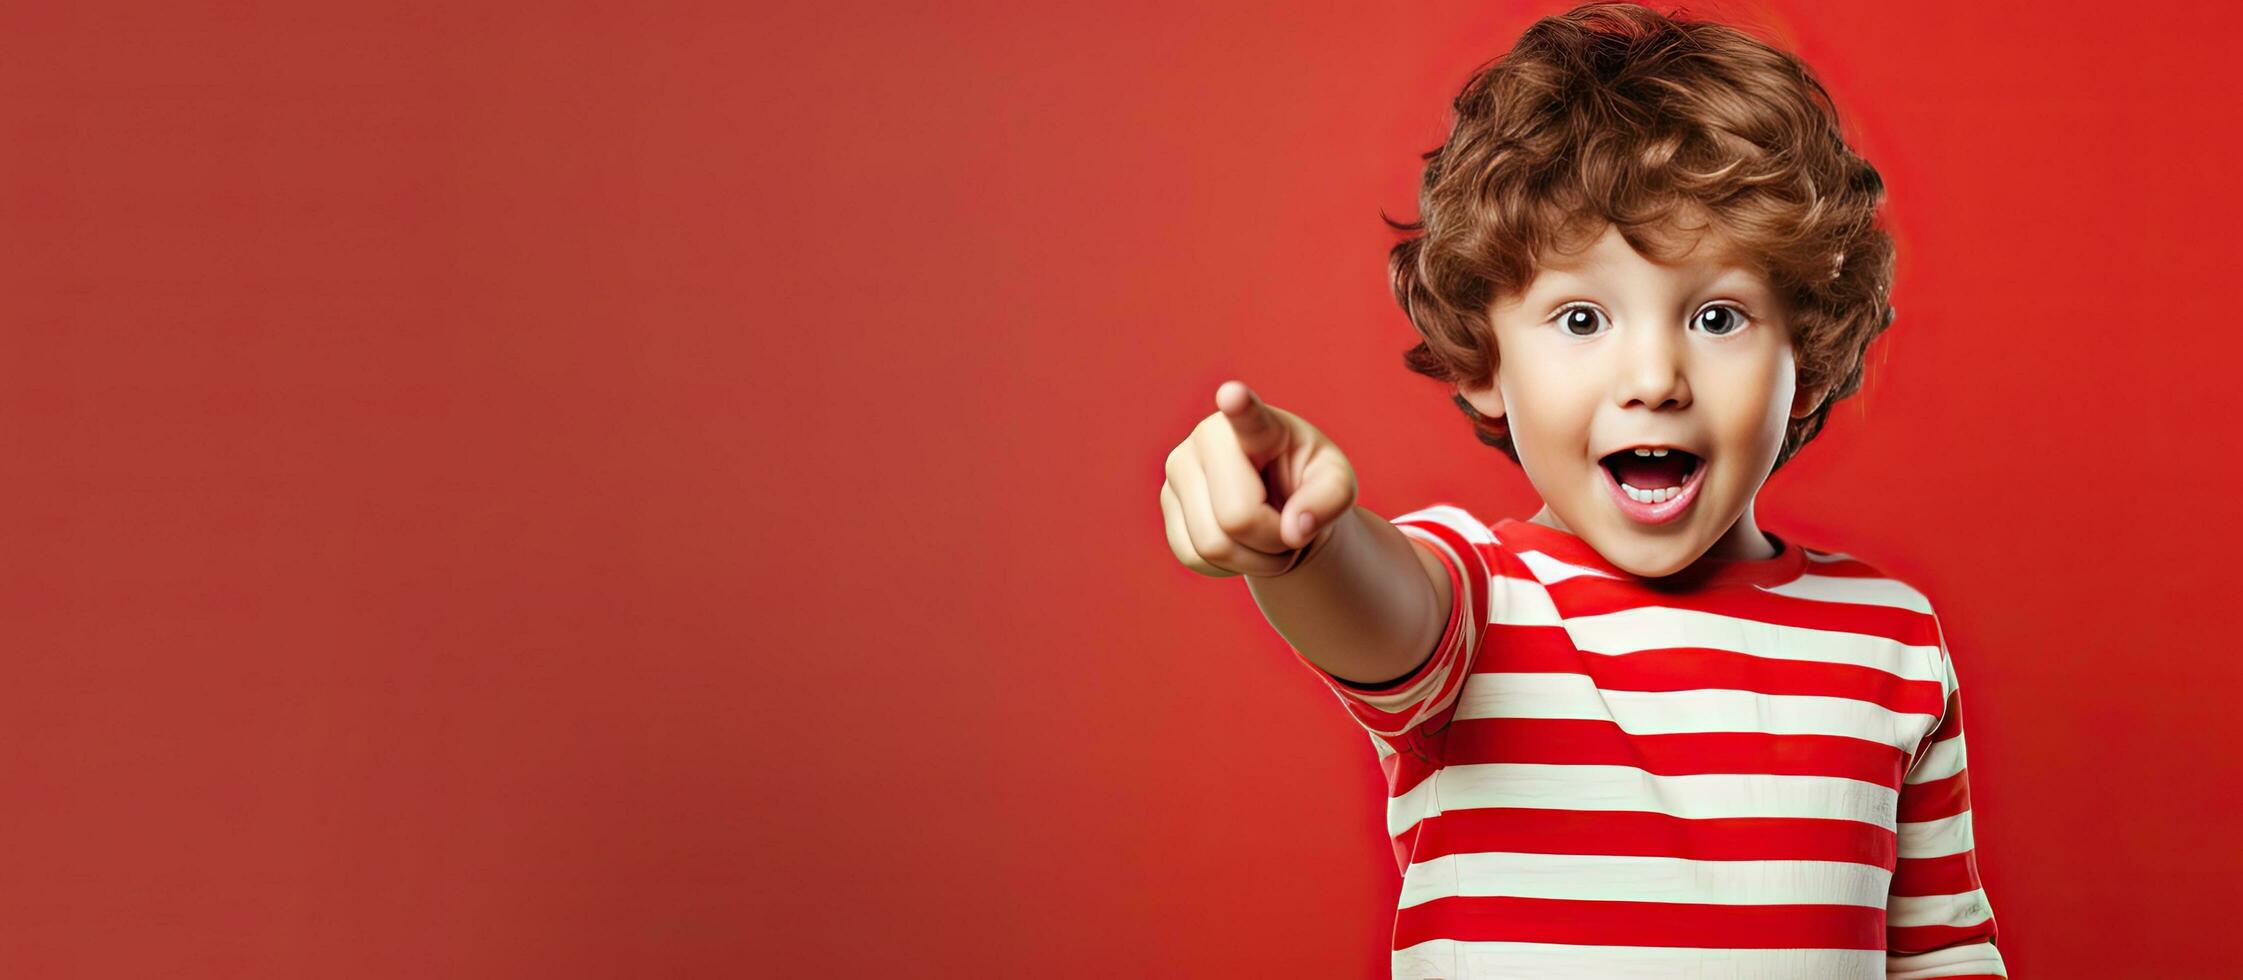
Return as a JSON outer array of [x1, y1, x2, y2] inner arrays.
[[1490, 516, 1811, 590]]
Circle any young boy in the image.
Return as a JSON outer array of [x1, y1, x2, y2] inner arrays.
[[1157, 4, 2005, 977]]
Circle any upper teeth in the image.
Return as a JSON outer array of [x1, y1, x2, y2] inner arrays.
[[1633, 448, 1670, 457]]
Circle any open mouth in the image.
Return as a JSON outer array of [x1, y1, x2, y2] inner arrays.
[[1597, 447, 1705, 524], [1599, 448, 1700, 500]]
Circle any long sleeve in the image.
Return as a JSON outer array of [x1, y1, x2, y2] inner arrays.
[[1886, 618, 2007, 978]]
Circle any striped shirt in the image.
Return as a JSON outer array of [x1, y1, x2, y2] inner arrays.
[[1291, 504, 2006, 979]]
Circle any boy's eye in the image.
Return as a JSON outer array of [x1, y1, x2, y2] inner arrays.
[[1559, 306, 1603, 337], [1694, 304, 1747, 336]]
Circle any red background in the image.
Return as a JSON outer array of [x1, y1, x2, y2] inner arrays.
[[4, 1, 2234, 975]]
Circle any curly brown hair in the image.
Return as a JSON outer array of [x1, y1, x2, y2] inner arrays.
[[1389, 1, 1895, 474]]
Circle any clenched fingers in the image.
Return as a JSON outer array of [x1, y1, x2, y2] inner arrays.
[[1160, 482, 1232, 577], [1163, 449, 1297, 577]]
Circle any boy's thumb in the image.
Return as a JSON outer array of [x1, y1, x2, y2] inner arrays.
[[1279, 462, 1353, 551]]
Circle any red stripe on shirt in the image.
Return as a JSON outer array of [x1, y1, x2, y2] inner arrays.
[[1440, 717, 1908, 786], [1479, 634, 1946, 715], [1395, 894, 1887, 950], [1889, 852, 1983, 897]]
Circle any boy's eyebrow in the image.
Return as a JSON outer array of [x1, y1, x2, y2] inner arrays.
[[1519, 263, 1775, 309], [1703, 265, 1775, 295]]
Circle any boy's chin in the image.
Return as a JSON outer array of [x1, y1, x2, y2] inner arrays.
[[1567, 508, 1712, 579], [1590, 530, 1708, 580]]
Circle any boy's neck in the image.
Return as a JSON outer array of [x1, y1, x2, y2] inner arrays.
[[1526, 504, 1781, 562]]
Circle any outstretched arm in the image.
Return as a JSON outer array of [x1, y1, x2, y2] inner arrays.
[[1246, 504, 1451, 688]]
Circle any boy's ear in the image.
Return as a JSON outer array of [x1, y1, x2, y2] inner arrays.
[[1457, 380, 1506, 425], [1789, 380, 1832, 420]]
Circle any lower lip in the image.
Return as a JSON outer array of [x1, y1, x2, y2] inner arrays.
[[1600, 457, 1706, 526]]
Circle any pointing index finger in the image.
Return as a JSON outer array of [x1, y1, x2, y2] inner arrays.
[[1216, 380, 1288, 466]]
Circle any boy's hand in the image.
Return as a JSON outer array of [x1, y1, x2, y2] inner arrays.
[[1159, 380, 1358, 578]]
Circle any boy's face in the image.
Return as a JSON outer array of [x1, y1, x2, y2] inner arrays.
[[1459, 220, 1829, 578]]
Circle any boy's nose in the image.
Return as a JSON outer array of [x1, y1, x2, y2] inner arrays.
[[1614, 329, 1690, 410]]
